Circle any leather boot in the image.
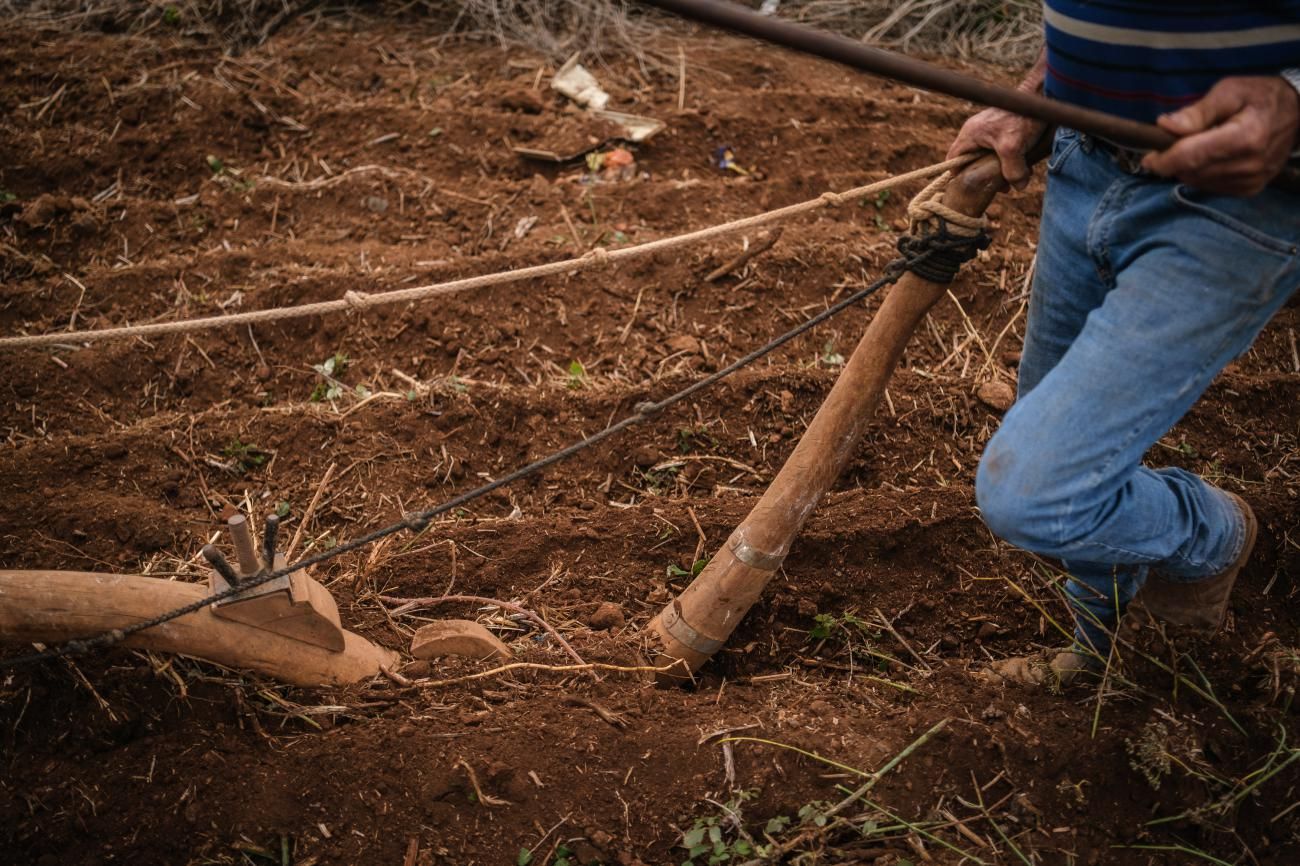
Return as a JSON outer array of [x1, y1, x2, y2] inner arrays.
[[1136, 493, 1257, 631]]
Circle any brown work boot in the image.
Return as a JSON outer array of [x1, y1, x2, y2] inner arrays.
[[985, 648, 1101, 690], [1136, 494, 1257, 631]]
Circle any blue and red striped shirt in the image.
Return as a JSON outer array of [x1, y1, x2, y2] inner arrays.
[[1044, 1, 1300, 122]]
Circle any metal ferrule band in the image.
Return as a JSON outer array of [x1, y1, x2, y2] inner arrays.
[[660, 602, 724, 656], [727, 531, 784, 571]]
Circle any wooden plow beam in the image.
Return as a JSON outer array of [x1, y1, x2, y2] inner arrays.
[[0, 569, 397, 686], [0, 512, 397, 686], [648, 153, 1009, 677]]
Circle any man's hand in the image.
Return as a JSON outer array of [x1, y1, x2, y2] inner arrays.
[[1141, 76, 1300, 196], [947, 108, 1048, 189]]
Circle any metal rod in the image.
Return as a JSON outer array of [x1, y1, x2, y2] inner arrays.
[[644, 0, 1175, 151], [202, 545, 242, 587], [262, 514, 280, 570]]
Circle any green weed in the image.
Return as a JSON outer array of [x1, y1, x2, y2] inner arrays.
[[222, 439, 267, 475], [310, 352, 349, 402], [567, 359, 588, 389], [666, 557, 710, 581]]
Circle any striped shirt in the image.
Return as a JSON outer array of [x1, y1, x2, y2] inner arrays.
[[1044, 1, 1300, 122]]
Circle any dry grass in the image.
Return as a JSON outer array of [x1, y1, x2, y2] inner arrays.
[[784, 0, 1043, 63], [4, 0, 1043, 64]]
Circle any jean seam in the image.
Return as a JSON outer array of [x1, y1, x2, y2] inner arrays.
[[1087, 176, 1133, 288], [1171, 185, 1299, 258]]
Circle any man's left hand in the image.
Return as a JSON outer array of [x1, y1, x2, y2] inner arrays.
[[1141, 76, 1300, 196]]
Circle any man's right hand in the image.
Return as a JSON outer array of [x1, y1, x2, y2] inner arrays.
[[947, 108, 1047, 190]]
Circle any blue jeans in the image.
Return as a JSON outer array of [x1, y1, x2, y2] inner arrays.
[[976, 129, 1300, 657]]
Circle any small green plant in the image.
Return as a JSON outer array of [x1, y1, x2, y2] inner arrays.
[[162, 5, 180, 23], [567, 359, 588, 389], [666, 557, 710, 581], [676, 426, 718, 454], [206, 154, 225, 175], [310, 352, 349, 402], [820, 339, 845, 367], [640, 463, 679, 495], [0, 189, 16, 203], [679, 790, 766, 866], [806, 611, 899, 672], [222, 439, 267, 475], [274, 501, 291, 518], [808, 611, 871, 641]]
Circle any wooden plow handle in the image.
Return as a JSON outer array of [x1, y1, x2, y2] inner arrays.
[[647, 153, 1010, 677]]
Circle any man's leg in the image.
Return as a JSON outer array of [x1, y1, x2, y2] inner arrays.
[[978, 161, 1300, 664], [1011, 134, 1137, 659]]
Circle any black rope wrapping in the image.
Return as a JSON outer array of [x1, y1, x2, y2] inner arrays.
[[1, 235, 970, 670], [897, 216, 991, 284]]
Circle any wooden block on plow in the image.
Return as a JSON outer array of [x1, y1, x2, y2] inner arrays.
[[411, 620, 512, 662]]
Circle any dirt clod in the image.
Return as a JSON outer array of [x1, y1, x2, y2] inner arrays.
[[977, 379, 1016, 412], [586, 601, 626, 631]]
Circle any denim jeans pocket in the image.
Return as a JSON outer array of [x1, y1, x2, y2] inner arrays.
[[1172, 185, 1300, 258], [1047, 129, 1082, 175]]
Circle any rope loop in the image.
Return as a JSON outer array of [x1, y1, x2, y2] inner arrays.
[[905, 171, 988, 237]]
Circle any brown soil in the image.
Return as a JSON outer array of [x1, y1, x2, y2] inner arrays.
[[2, 15, 1299, 866]]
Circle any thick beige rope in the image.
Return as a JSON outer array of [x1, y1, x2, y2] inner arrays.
[[1, 154, 979, 351]]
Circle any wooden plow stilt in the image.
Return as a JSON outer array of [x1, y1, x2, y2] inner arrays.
[[647, 153, 1009, 678]]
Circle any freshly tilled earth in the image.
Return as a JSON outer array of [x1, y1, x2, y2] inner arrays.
[[2, 15, 1298, 866]]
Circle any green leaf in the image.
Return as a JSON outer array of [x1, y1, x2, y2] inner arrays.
[[275, 501, 291, 518], [516, 847, 533, 866], [682, 827, 706, 849], [205, 154, 225, 174], [764, 816, 791, 835], [689, 844, 710, 858], [666, 564, 690, 579], [707, 825, 723, 845], [691, 557, 710, 577]]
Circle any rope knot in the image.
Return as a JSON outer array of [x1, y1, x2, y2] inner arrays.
[[585, 247, 612, 269], [819, 190, 844, 207], [344, 290, 373, 310], [895, 170, 992, 284]]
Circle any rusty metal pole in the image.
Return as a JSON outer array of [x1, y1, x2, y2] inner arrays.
[[648, 154, 1009, 677], [644, 0, 1174, 151]]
